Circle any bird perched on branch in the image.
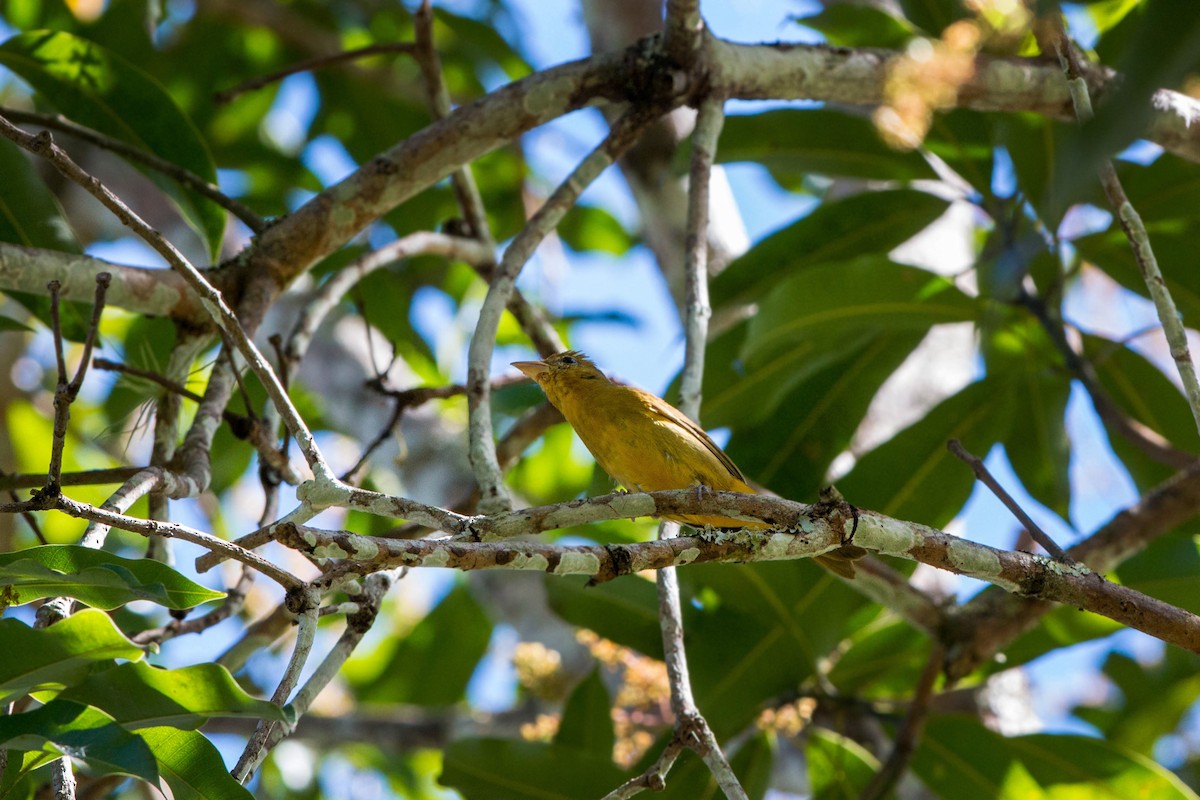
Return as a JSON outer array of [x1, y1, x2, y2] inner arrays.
[[512, 350, 857, 578]]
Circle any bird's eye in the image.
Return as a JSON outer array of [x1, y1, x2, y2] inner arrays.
[[561, 356, 576, 365]]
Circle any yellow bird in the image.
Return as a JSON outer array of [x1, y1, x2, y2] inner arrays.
[[512, 350, 856, 578]]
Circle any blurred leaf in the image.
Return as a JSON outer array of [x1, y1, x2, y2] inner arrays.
[[924, 109, 997, 197], [1083, 333, 1200, 490], [997, 113, 1099, 223], [998, 605, 1122, 673], [0, 137, 79, 252], [555, 667, 614, 756], [914, 715, 1196, 799], [139, 726, 255, 800], [544, 575, 663, 659], [59, 662, 287, 729], [1088, 0, 1142, 36], [1116, 532, 1200, 614], [829, 616, 932, 696], [726, 332, 926, 501], [682, 561, 869, 738], [1056, 0, 1200, 212], [0, 610, 143, 704], [0, 699, 157, 783], [1076, 229, 1200, 331], [0, 30, 225, 257], [1074, 648, 1200, 755], [102, 316, 189, 427], [712, 190, 950, 310], [440, 738, 625, 799], [897, 0, 967, 35], [557, 204, 634, 255], [357, 584, 492, 706], [808, 728, 878, 800], [714, 110, 935, 186], [0, 544, 224, 610], [0, 315, 33, 332], [1112, 156, 1200, 225], [795, 5, 914, 47], [743, 258, 975, 366], [838, 379, 1013, 529]]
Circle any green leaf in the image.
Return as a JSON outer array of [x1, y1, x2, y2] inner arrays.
[[558, 204, 634, 255], [555, 667, 614, 757], [1112, 156, 1200, 226], [742, 258, 975, 366], [544, 575, 663, 659], [913, 715, 1197, 799], [440, 738, 626, 799], [838, 379, 1014, 529], [715, 110, 935, 186], [0, 30, 225, 257], [1116, 532, 1200, 615], [999, 605, 1122, 673], [712, 190, 950, 310], [0, 136, 80, 252], [996, 113, 1098, 224], [0, 609, 143, 704], [58, 662, 287, 729], [357, 583, 492, 705], [924, 109, 997, 198], [795, 5, 914, 48], [896, 0, 967, 35], [0, 315, 33, 333], [1083, 334, 1200, 490], [808, 728, 878, 799], [726, 332, 926, 501], [682, 561, 870, 738], [0, 544, 225, 610], [139, 727, 255, 800], [0, 699, 158, 783], [828, 617, 933, 696]]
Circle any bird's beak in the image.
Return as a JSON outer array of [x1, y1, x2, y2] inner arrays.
[[512, 360, 548, 381]]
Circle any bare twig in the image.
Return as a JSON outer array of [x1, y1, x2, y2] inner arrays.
[[0, 106, 265, 232], [860, 644, 944, 800], [1053, 26, 1200, 435], [0, 467, 145, 491], [214, 42, 417, 105], [0, 116, 335, 487], [602, 742, 685, 799], [465, 109, 657, 512], [947, 439, 1073, 561]]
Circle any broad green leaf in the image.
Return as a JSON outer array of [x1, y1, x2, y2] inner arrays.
[[0, 137, 79, 252], [712, 190, 950, 310], [356, 583, 492, 706], [924, 109, 997, 198], [897, 0, 967, 35], [996, 113, 1096, 224], [796, 5, 914, 48], [742, 258, 975, 366], [913, 715, 1197, 799], [808, 728, 878, 800], [1076, 231, 1200, 326], [0, 544, 224, 610], [1113, 156, 1200, 225], [682, 561, 869, 738], [558, 204, 634, 255], [1116, 533, 1200, 615], [727, 332, 926, 501], [440, 738, 626, 799], [544, 575, 663, 659], [139, 727, 255, 800], [838, 379, 1013, 530], [0, 610, 143, 704], [0, 31, 225, 258], [1083, 333, 1200, 490], [555, 667, 614, 757], [1088, 0, 1141, 36], [1074, 648, 1200, 755], [715, 110, 935, 186], [828, 616, 933, 696], [0, 315, 33, 332], [0, 699, 158, 783], [58, 662, 286, 729], [998, 605, 1122, 673]]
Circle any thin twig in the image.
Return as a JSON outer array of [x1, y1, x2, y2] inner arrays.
[[232, 587, 321, 782], [602, 742, 685, 799], [465, 109, 657, 513], [859, 644, 943, 800], [1052, 25, 1200, 436], [0, 106, 265, 232], [214, 42, 417, 105], [0, 467, 145, 491], [946, 439, 1073, 561], [0, 116, 337, 487], [131, 567, 253, 646]]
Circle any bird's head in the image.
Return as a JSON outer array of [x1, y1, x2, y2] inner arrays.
[[512, 350, 608, 403]]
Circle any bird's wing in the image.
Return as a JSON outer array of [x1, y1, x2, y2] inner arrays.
[[630, 387, 750, 485]]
